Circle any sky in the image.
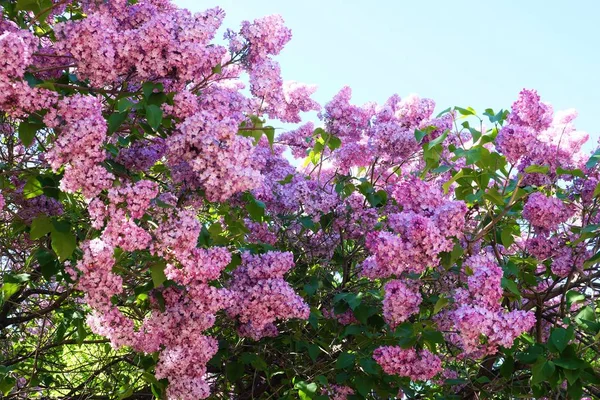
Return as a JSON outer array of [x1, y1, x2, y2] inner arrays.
[[174, 0, 600, 145]]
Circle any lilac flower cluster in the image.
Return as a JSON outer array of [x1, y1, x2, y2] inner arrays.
[[373, 346, 442, 381], [228, 251, 310, 340]]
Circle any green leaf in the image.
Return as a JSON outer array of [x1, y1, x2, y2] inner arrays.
[[426, 130, 448, 149], [335, 352, 355, 369], [593, 182, 600, 198], [19, 121, 42, 147], [500, 228, 514, 248], [0, 375, 16, 396], [553, 356, 587, 370], [327, 135, 342, 150], [455, 106, 476, 116], [50, 222, 76, 261], [359, 358, 380, 375], [524, 165, 550, 174], [342, 325, 363, 337], [415, 128, 428, 142], [244, 194, 265, 221], [443, 169, 464, 194], [566, 290, 586, 308], [549, 327, 572, 354], [294, 381, 317, 395], [142, 82, 163, 99], [30, 215, 53, 240], [422, 329, 444, 346], [433, 296, 449, 314], [15, 0, 38, 11], [567, 379, 583, 400], [516, 344, 544, 364], [150, 261, 167, 288], [435, 107, 452, 118], [263, 126, 275, 149], [278, 174, 294, 185], [556, 167, 584, 178], [501, 277, 521, 298], [531, 360, 555, 385], [500, 356, 514, 378], [117, 98, 136, 112], [212, 64, 222, 74], [4, 273, 31, 284], [145, 105, 163, 130], [583, 251, 600, 268], [1, 282, 21, 303], [304, 276, 319, 296], [307, 344, 320, 361], [299, 216, 316, 230], [23, 176, 44, 199], [226, 362, 244, 382], [586, 148, 600, 169], [574, 306, 595, 326], [354, 375, 374, 397], [108, 112, 127, 134]]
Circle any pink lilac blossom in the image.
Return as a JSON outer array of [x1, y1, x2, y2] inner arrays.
[[382, 280, 422, 328], [373, 346, 442, 381], [164, 247, 231, 284], [44, 94, 113, 198], [167, 110, 263, 202], [322, 86, 373, 142], [320, 385, 355, 400], [391, 175, 444, 215], [432, 201, 467, 238], [366, 211, 452, 277], [523, 192, 571, 232], [508, 89, 553, 132], [496, 124, 537, 164], [0, 30, 35, 79], [107, 180, 159, 219], [463, 253, 504, 309], [228, 252, 309, 339], [55, 4, 227, 86], [450, 306, 536, 356], [244, 220, 278, 245], [162, 90, 199, 119], [322, 308, 358, 326], [116, 138, 166, 171], [154, 335, 218, 400], [102, 211, 152, 251], [241, 251, 294, 280], [152, 209, 201, 260], [239, 15, 292, 63], [276, 122, 314, 159], [525, 234, 559, 261], [74, 239, 120, 309]]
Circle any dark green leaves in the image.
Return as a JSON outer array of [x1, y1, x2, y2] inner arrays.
[[108, 112, 128, 134], [50, 221, 77, 261], [29, 216, 77, 261], [23, 176, 44, 199], [531, 359, 555, 385], [145, 105, 163, 130], [586, 148, 600, 169], [335, 352, 355, 369], [150, 260, 167, 288], [243, 192, 266, 221], [548, 327, 573, 354], [18, 121, 42, 147], [30, 215, 53, 240], [142, 82, 164, 99]]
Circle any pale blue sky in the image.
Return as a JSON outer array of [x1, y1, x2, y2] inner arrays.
[[175, 0, 600, 144]]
